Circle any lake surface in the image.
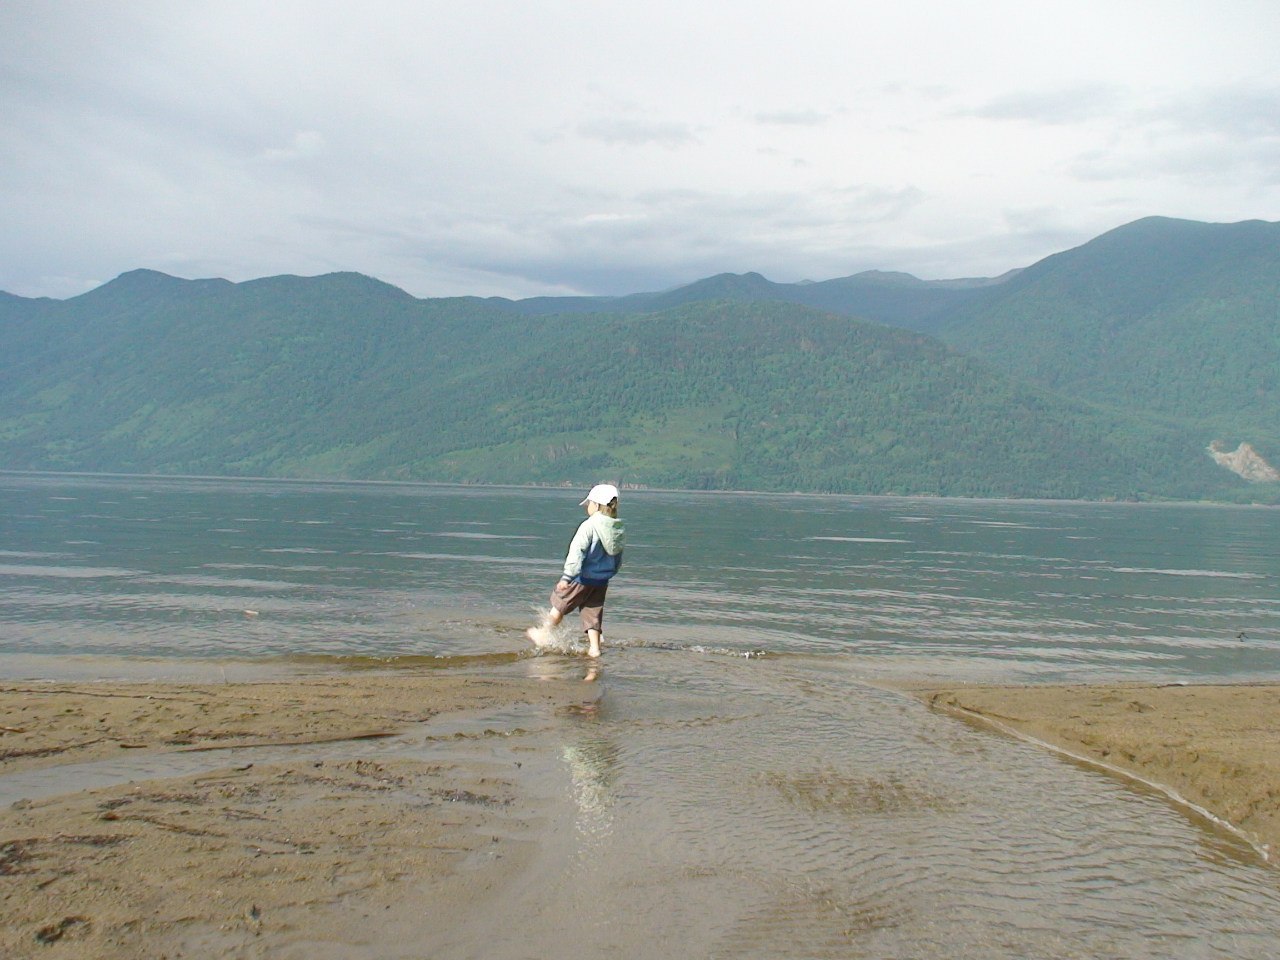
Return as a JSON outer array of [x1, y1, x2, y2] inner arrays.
[[2, 472, 1276, 681], [4, 472, 1280, 958]]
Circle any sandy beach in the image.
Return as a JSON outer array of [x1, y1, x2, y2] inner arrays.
[[0, 670, 599, 959], [905, 682, 1280, 859], [3, 674, 1279, 957]]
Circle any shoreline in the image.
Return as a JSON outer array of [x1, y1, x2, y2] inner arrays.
[[894, 680, 1280, 861], [3, 673, 1279, 955], [0, 668, 598, 958], [5, 468, 1276, 508]]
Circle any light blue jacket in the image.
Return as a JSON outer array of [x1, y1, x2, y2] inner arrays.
[[562, 513, 625, 586]]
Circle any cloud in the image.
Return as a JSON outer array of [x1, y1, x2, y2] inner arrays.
[[2, 2, 1280, 301], [258, 131, 326, 163], [379, 183, 931, 295], [753, 110, 831, 127], [1146, 83, 1280, 140], [969, 85, 1125, 125], [287, 178, 932, 300], [969, 80, 1280, 148], [575, 118, 700, 148], [1057, 82, 1280, 188], [1070, 137, 1280, 188]]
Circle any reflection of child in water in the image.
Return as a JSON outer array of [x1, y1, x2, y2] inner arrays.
[[527, 484, 625, 658]]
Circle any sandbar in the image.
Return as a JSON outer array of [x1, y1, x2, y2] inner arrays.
[[902, 681, 1280, 859], [0, 670, 597, 958]]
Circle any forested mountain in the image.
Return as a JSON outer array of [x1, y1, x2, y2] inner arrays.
[[929, 217, 1280, 450], [1, 217, 1277, 501], [489, 215, 1280, 494], [473, 216, 1279, 469]]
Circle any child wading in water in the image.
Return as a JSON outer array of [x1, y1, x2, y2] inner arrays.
[[527, 484, 625, 658]]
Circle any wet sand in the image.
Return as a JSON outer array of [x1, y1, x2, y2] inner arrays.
[[904, 682, 1280, 859], [3, 675, 1279, 957], [0, 671, 597, 959]]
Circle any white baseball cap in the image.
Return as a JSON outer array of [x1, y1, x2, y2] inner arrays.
[[580, 483, 620, 506]]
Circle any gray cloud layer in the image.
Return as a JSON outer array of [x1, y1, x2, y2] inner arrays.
[[3, 1, 1279, 300]]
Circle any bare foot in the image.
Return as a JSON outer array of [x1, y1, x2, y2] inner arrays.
[[526, 626, 552, 648], [587, 645, 601, 658]]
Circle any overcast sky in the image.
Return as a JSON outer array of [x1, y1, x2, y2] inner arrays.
[[3, 0, 1279, 300]]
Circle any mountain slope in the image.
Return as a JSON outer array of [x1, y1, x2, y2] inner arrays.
[[482, 216, 1280, 480], [0, 274, 1239, 499], [0, 270, 532, 476], [932, 217, 1280, 458], [426, 299, 1226, 498]]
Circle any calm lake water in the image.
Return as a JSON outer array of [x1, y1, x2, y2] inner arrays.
[[4, 472, 1280, 958], [2, 472, 1277, 681]]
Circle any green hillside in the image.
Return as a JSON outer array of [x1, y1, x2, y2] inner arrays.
[[0, 269, 529, 477], [4, 213, 1278, 502], [424, 300, 1228, 499], [933, 217, 1280, 461], [489, 218, 1279, 481], [0, 271, 1246, 499]]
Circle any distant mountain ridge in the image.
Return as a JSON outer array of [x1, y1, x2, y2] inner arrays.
[[1, 216, 1276, 501], [475, 266, 1020, 331]]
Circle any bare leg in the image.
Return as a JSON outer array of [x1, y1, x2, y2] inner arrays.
[[586, 628, 602, 658]]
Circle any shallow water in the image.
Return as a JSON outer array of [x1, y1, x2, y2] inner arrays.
[[455, 652, 1280, 960], [3, 473, 1280, 956]]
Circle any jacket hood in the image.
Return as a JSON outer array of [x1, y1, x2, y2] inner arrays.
[[590, 513, 625, 555]]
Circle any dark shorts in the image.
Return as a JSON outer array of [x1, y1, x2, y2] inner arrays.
[[551, 580, 609, 633]]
